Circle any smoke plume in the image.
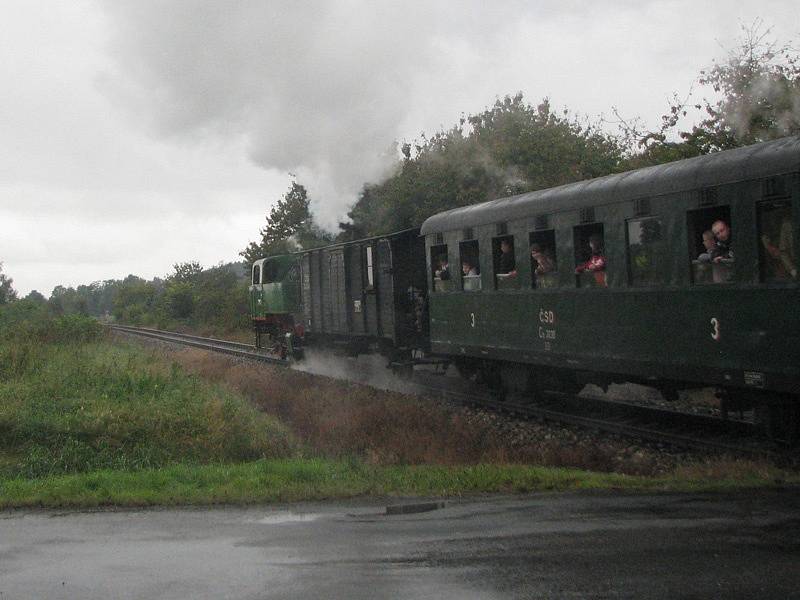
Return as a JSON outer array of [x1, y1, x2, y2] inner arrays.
[[98, 1, 529, 229]]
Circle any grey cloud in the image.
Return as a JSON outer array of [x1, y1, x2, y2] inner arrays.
[[98, 1, 563, 228]]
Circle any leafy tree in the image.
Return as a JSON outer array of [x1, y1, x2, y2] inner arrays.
[[0, 262, 17, 305], [112, 276, 157, 324], [344, 94, 625, 237], [24, 290, 47, 304], [170, 261, 203, 282], [241, 181, 332, 264], [623, 22, 799, 165]]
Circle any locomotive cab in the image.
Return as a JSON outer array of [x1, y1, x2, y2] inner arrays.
[[250, 255, 304, 358]]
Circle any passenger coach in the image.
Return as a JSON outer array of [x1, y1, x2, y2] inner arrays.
[[420, 136, 799, 440]]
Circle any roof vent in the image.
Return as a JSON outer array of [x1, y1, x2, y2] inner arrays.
[[633, 197, 650, 217], [463, 227, 474, 240], [699, 187, 718, 206], [534, 215, 549, 230], [434, 232, 444, 245], [579, 207, 595, 224], [763, 176, 787, 198], [495, 222, 508, 236]]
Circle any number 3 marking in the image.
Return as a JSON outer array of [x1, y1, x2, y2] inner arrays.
[[710, 317, 720, 341], [470, 313, 476, 328]]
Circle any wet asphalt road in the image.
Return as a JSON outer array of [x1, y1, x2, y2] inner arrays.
[[1, 489, 798, 599]]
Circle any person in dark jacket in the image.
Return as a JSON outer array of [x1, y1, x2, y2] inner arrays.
[[497, 239, 517, 276], [434, 255, 450, 280]]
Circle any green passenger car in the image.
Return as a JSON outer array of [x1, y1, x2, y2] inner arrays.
[[421, 136, 800, 440]]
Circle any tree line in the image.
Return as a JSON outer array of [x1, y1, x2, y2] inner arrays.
[[0, 261, 250, 336]]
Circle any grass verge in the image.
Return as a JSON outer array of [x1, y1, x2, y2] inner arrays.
[[2, 458, 797, 509]]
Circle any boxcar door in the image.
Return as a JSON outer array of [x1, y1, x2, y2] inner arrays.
[[375, 239, 395, 341], [328, 249, 348, 334], [300, 253, 313, 330], [364, 244, 380, 337], [347, 245, 366, 336]]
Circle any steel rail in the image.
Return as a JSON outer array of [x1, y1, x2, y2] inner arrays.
[[110, 324, 288, 366]]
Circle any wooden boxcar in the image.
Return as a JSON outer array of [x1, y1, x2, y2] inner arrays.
[[250, 229, 428, 358], [298, 228, 428, 356], [420, 136, 800, 437]]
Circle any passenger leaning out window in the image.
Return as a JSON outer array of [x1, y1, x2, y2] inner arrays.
[[462, 260, 479, 277], [696, 230, 716, 263], [575, 234, 606, 273], [711, 220, 733, 263], [531, 244, 555, 274]]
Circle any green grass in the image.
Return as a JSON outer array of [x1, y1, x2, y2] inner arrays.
[[0, 313, 797, 510], [1, 459, 796, 509], [0, 318, 295, 479]]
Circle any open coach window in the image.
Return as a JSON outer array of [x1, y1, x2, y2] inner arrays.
[[252, 263, 261, 285], [430, 243, 451, 292], [627, 217, 666, 286], [758, 199, 796, 282], [687, 207, 733, 285], [573, 223, 606, 288], [492, 235, 518, 290], [529, 230, 557, 289], [459, 239, 481, 291]]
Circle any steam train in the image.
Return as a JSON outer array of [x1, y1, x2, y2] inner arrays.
[[249, 136, 800, 442]]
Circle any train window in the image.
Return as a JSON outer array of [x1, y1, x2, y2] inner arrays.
[[688, 207, 733, 285], [626, 217, 666, 286], [492, 235, 519, 290], [262, 261, 280, 284], [252, 264, 261, 285], [365, 246, 375, 288], [573, 224, 607, 288], [459, 240, 481, 291], [430, 243, 451, 292], [529, 230, 557, 289], [757, 199, 797, 282]]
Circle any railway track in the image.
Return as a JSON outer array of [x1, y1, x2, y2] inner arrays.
[[409, 372, 778, 460], [110, 324, 288, 366], [112, 324, 783, 460]]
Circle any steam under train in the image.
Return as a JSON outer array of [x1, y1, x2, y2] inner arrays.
[[249, 136, 800, 442]]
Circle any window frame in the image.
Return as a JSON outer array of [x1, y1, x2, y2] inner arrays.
[[573, 222, 607, 289], [430, 242, 451, 293], [625, 216, 667, 288], [756, 198, 796, 284], [491, 234, 519, 291], [686, 206, 734, 286], [458, 239, 482, 292], [528, 229, 558, 290]]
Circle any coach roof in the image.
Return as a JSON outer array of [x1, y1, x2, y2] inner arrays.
[[420, 136, 800, 235]]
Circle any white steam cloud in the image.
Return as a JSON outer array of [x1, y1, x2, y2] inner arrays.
[[98, 1, 530, 229]]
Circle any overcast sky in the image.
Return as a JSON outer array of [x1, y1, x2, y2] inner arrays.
[[1, 1, 798, 296]]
